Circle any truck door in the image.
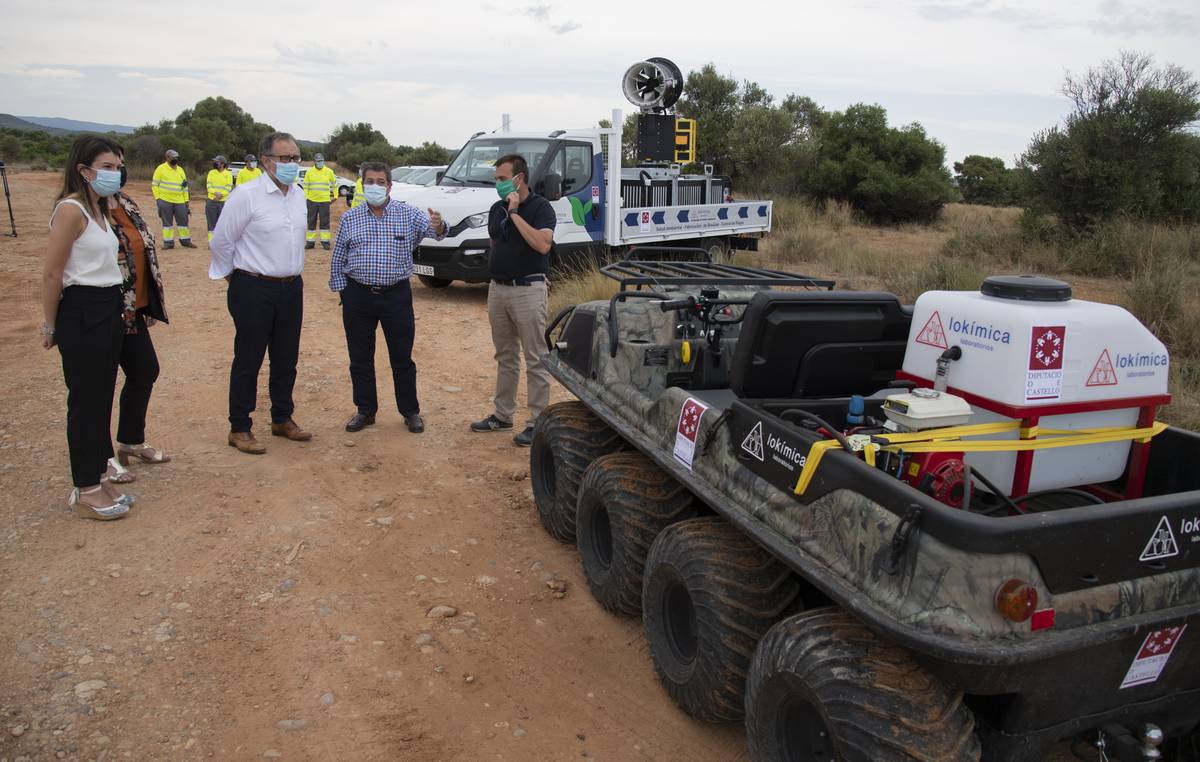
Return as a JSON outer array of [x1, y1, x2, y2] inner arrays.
[[542, 142, 604, 255]]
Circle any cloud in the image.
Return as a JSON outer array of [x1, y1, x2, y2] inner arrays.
[[23, 67, 83, 79], [118, 71, 148, 79], [146, 76, 213, 88], [521, 2, 581, 34], [904, 0, 1197, 35]]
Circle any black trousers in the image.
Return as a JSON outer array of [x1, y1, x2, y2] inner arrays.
[[117, 313, 160, 445], [205, 199, 224, 233], [306, 201, 330, 237], [226, 271, 303, 432], [56, 285, 124, 488], [341, 278, 419, 417]]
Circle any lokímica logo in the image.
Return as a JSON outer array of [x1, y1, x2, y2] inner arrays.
[[568, 196, 594, 226]]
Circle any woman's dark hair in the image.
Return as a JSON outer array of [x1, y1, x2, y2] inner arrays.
[[58, 134, 125, 222]]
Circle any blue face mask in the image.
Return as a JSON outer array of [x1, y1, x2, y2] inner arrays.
[[88, 168, 122, 197], [363, 184, 389, 206], [272, 161, 300, 185], [315, 161, 325, 169]]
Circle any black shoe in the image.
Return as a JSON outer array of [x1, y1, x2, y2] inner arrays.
[[180, 240, 197, 249], [305, 242, 315, 250], [345, 412, 375, 432], [162, 242, 174, 250], [470, 414, 513, 433], [405, 414, 425, 434], [513, 426, 534, 447], [321, 242, 331, 250]]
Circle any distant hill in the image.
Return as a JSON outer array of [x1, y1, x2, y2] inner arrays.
[[0, 114, 70, 134], [18, 116, 135, 134]]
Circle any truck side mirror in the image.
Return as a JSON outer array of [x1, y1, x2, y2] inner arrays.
[[436, 170, 444, 183], [541, 173, 563, 201]]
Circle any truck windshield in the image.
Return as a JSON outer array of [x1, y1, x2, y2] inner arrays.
[[441, 139, 552, 186]]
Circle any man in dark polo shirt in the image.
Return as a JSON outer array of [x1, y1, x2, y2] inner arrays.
[[470, 154, 556, 446]]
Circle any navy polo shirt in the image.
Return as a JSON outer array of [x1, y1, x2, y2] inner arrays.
[[487, 192, 557, 280]]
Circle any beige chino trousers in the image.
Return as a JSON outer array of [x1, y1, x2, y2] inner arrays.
[[487, 281, 550, 428]]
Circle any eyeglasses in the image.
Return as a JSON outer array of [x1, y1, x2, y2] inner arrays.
[[264, 154, 302, 163]]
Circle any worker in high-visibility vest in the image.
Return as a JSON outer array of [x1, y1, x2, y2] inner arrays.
[[349, 167, 365, 209], [151, 149, 194, 249], [205, 155, 234, 244], [304, 152, 337, 249], [235, 152, 262, 188]]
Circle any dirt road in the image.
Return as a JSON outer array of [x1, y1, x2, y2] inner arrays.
[[0, 172, 746, 761]]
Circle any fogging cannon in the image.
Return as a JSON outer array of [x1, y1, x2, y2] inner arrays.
[[622, 58, 697, 168]]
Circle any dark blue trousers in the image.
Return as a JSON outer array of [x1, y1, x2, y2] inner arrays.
[[341, 278, 419, 417], [226, 271, 303, 432]]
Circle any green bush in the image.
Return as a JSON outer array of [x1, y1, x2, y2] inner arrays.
[[953, 155, 1019, 206], [805, 104, 953, 224], [1019, 52, 1200, 228]]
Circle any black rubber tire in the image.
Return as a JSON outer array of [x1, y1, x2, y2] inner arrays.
[[642, 517, 800, 722], [417, 274, 453, 289], [576, 452, 698, 616], [706, 237, 730, 264], [529, 401, 624, 543], [745, 608, 981, 762]]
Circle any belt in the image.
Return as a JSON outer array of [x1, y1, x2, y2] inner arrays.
[[234, 268, 300, 283], [491, 275, 546, 286], [349, 277, 407, 294]]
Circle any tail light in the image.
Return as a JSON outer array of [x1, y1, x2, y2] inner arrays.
[[995, 579, 1038, 622]]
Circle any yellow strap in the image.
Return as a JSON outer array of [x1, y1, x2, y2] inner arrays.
[[792, 421, 1166, 496]]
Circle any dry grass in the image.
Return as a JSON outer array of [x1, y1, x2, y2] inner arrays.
[[549, 266, 619, 318]]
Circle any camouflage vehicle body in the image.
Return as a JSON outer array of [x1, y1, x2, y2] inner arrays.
[[542, 280, 1200, 760]]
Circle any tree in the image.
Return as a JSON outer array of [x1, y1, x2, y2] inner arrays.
[[399, 141, 453, 166], [324, 122, 388, 162], [128, 98, 273, 170], [677, 64, 740, 172], [953, 155, 1017, 206], [1019, 51, 1200, 227], [729, 106, 794, 193], [807, 104, 953, 224], [337, 140, 399, 170]]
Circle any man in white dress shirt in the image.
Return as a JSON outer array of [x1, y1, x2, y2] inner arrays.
[[210, 132, 312, 454]]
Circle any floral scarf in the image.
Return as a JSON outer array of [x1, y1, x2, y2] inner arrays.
[[112, 192, 167, 334]]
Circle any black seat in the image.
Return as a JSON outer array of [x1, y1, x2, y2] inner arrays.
[[729, 291, 912, 399]]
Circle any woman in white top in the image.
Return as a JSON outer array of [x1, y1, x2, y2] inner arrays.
[[41, 135, 134, 521]]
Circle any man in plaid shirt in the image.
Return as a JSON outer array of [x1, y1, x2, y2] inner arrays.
[[329, 161, 447, 434]]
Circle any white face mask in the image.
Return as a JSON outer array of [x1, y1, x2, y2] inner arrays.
[[249, 161, 257, 169]]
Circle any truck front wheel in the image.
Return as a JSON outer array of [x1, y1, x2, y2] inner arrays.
[[576, 452, 697, 616], [529, 401, 624, 543], [745, 608, 981, 762], [642, 517, 799, 722]]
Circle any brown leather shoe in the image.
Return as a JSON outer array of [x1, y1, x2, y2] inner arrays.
[[271, 419, 312, 441], [228, 430, 266, 454]]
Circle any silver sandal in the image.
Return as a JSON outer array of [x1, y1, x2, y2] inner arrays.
[[69, 487, 130, 521]]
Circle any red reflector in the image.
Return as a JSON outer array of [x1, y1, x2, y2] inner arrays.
[[1031, 608, 1056, 631]]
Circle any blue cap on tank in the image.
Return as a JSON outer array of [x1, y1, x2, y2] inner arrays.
[[847, 395, 865, 426]]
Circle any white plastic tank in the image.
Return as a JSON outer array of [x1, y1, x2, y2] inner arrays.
[[901, 276, 1169, 492]]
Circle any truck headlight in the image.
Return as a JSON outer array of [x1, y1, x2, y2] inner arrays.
[[465, 212, 488, 228]]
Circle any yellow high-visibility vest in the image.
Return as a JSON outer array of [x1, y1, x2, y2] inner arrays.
[[152, 163, 189, 204], [349, 178, 364, 208], [235, 166, 263, 186], [206, 169, 234, 201], [303, 165, 337, 203]]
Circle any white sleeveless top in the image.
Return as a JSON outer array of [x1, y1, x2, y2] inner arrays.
[[50, 199, 123, 288]]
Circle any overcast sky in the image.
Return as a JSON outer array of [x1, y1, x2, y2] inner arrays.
[[2, 0, 1197, 166]]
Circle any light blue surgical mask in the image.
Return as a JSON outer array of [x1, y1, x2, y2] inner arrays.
[[88, 168, 122, 197], [363, 184, 389, 207], [315, 161, 325, 169], [273, 162, 300, 185]]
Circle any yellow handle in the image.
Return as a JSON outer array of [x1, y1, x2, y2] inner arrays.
[[680, 340, 691, 365]]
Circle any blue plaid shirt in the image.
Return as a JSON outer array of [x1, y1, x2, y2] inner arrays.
[[329, 200, 446, 291]]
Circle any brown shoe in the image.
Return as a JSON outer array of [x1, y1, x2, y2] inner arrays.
[[228, 430, 266, 454], [271, 419, 312, 441]]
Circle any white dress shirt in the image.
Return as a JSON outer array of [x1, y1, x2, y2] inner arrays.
[[208, 175, 307, 279]]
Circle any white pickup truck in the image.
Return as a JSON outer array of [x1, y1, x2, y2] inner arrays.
[[395, 110, 773, 288]]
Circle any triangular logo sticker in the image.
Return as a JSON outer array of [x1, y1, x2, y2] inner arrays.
[[915, 310, 948, 349], [1087, 349, 1119, 387], [1140, 516, 1179, 562], [741, 421, 765, 461]]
